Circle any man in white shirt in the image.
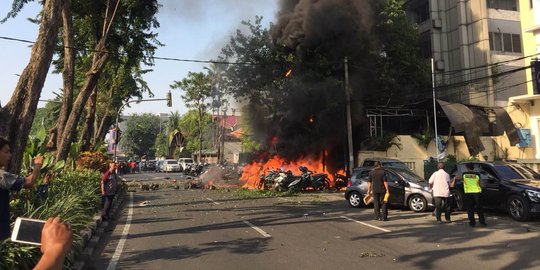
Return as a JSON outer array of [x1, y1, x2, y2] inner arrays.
[[429, 162, 455, 223]]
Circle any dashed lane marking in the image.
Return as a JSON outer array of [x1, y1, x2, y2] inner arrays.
[[206, 198, 220, 205], [243, 220, 271, 238], [341, 215, 392, 233]]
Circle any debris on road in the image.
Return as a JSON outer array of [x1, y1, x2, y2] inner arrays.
[[360, 251, 385, 258]]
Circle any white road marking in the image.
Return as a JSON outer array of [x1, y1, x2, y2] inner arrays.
[[341, 215, 392, 233], [243, 220, 271, 238], [107, 192, 134, 270], [206, 198, 220, 205]]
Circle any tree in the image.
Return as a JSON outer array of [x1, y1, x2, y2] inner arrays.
[[372, 0, 431, 105], [121, 113, 160, 158], [171, 72, 213, 162], [178, 110, 212, 156], [0, 0, 62, 173], [55, 0, 161, 161]]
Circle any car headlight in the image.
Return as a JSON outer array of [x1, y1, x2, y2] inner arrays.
[[526, 190, 540, 202]]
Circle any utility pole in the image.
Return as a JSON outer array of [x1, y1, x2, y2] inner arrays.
[[431, 58, 440, 160], [344, 57, 354, 175], [221, 107, 227, 164]]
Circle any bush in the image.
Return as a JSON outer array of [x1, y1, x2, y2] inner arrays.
[[1, 169, 103, 269], [76, 151, 109, 172]]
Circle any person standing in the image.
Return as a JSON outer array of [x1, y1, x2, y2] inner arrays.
[[101, 162, 118, 221], [462, 163, 486, 227], [429, 162, 454, 223], [0, 138, 43, 240], [367, 161, 389, 221]]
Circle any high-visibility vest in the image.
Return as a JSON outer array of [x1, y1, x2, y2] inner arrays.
[[463, 173, 481, 193]]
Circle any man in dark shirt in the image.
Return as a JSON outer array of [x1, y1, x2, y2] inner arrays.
[[367, 161, 389, 221]]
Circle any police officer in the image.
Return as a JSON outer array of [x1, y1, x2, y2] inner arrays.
[[462, 163, 486, 227]]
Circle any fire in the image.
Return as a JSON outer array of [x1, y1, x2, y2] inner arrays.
[[240, 154, 345, 190], [285, 68, 293, 77]]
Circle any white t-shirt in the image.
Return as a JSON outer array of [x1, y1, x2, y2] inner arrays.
[[428, 169, 451, 197]]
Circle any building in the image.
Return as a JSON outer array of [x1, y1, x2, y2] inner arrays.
[[407, 0, 527, 107], [505, 0, 540, 164]]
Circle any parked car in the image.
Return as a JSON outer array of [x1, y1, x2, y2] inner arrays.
[[155, 160, 164, 173], [178, 158, 194, 172], [144, 160, 156, 171], [362, 157, 411, 171], [163, 159, 181, 173], [449, 161, 540, 221], [345, 167, 434, 212]]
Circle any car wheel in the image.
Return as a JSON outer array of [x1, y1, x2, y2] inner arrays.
[[348, 191, 363, 208], [451, 190, 465, 211], [507, 195, 531, 221], [408, 194, 427, 212]]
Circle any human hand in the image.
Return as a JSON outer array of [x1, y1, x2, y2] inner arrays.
[[33, 155, 44, 167], [40, 217, 73, 258]]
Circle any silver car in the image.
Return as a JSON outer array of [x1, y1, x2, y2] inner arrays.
[[345, 167, 434, 212]]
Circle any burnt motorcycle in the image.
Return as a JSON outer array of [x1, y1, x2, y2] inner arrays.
[[288, 166, 330, 191]]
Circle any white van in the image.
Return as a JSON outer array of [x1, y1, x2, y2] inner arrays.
[[163, 159, 180, 173], [178, 158, 194, 171]]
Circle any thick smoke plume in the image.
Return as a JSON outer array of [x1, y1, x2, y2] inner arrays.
[[255, 0, 377, 171]]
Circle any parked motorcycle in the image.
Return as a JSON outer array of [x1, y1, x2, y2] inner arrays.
[[258, 169, 279, 190], [273, 169, 298, 191], [288, 166, 330, 191], [334, 172, 348, 190]]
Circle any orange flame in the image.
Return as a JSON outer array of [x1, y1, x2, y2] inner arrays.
[[240, 154, 345, 190], [285, 69, 292, 77]]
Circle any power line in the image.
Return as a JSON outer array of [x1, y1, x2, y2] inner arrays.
[[0, 35, 258, 66]]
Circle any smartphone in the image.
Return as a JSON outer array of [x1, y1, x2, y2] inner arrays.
[[11, 217, 45, 245]]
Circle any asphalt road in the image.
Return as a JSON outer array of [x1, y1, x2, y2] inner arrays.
[[87, 173, 540, 270]]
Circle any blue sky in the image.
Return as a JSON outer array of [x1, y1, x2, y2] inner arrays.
[[0, 0, 278, 115]]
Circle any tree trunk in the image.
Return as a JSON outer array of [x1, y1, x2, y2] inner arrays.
[[56, 40, 110, 161], [55, 0, 121, 161], [79, 84, 98, 151], [92, 114, 113, 150], [0, 0, 62, 173], [49, 0, 76, 152]]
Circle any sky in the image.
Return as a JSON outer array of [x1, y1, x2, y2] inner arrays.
[[0, 0, 279, 115]]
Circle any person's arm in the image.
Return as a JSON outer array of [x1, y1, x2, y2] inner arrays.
[[367, 172, 372, 194], [383, 177, 389, 194], [34, 217, 73, 270], [24, 155, 43, 188], [428, 173, 435, 189], [101, 171, 110, 195]]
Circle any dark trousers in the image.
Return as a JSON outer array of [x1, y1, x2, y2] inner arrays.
[[464, 193, 485, 225], [101, 195, 115, 220], [433, 196, 451, 221], [372, 193, 388, 220]]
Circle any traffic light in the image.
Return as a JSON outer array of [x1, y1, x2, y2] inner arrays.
[[166, 91, 172, 107]]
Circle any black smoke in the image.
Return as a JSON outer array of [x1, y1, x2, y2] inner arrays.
[[256, 0, 379, 171]]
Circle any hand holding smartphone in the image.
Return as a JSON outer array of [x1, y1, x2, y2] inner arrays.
[[11, 217, 46, 245]]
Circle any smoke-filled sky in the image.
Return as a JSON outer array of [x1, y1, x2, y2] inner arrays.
[[0, 0, 278, 115]]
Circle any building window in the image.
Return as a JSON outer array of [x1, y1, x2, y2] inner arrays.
[[489, 31, 521, 53], [416, 3, 429, 23], [487, 0, 518, 11]]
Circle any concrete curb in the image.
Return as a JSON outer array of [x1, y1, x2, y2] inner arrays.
[[72, 185, 127, 270]]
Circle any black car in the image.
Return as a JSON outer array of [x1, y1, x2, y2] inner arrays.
[[450, 162, 540, 221]]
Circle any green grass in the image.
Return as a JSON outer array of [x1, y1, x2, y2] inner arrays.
[[231, 188, 297, 199]]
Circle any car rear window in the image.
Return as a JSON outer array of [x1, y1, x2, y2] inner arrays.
[[383, 162, 409, 170], [396, 170, 426, 184]]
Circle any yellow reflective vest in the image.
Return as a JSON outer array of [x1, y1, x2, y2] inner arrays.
[[463, 173, 481, 193]]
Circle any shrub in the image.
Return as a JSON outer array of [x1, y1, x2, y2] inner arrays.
[[2, 169, 103, 269]]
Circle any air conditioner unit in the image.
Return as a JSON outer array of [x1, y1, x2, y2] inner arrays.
[[432, 19, 442, 29]]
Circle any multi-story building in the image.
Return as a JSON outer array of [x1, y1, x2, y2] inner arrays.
[[407, 0, 528, 107], [506, 0, 540, 162]]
